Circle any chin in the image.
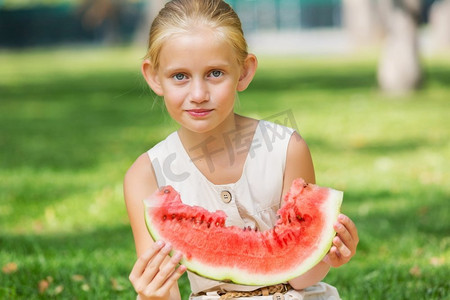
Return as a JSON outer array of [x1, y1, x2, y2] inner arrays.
[[183, 121, 219, 134]]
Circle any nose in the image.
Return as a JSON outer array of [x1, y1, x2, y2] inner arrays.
[[189, 77, 209, 103]]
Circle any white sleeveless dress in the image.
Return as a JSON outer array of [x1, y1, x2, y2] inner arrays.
[[147, 120, 340, 299]]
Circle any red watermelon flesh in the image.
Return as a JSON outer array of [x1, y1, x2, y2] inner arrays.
[[144, 178, 342, 286]]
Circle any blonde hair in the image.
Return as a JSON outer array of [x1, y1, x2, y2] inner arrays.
[[145, 0, 248, 69]]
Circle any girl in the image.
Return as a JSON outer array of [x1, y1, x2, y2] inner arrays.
[[124, 0, 359, 299]]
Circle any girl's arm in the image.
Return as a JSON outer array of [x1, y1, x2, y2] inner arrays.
[[124, 153, 186, 300], [282, 132, 358, 290]]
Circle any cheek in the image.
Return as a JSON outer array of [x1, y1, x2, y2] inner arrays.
[[216, 82, 237, 100], [163, 90, 185, 107]]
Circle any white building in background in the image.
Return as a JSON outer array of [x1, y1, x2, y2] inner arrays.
[[226, 0, 348, 55], [227, 0, 342, 31]]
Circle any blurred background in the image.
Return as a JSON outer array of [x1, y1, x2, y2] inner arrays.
[[1, 0, 449, 299], [1, 0, 450, 92]]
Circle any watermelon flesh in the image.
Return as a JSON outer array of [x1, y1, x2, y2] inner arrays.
[[144, 178, 343, 286]]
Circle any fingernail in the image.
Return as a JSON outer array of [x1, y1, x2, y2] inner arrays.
[[155, 240, 164, 248], [338, 214, 345, 221], [173, 252, 183, 261]]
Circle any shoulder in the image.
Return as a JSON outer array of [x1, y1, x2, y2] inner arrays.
[[124, 153, 154, 187], [286, 132, 311, 163], [124, 152, 158, 207], [124, 132, 177, 192]]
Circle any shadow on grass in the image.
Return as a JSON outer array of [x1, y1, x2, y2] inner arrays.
[[306, 136, 446, 155], [252, 71, 378, 92], [0, 70, 170, 170], [423, 64, 450, 88]]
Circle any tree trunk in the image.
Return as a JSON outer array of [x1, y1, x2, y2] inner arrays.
[[342, 0, 385, 49], [429, 0, 450, 53], [377, 0, 422, 95]]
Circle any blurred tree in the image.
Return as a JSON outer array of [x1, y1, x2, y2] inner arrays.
[[343, 0, 423, 95], [76, 0, 167, 46], [342, 0, 385, 49], [429, 0, 450, 53], [78, 0, 123, 44], [377, 0, 422, 94]]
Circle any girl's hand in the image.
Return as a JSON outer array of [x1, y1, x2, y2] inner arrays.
[[323, 214, 359, 268], [129, 241, 187, 300]]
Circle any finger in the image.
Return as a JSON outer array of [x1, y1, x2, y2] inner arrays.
[[323, 246, 340, 267], [334, 222, 354, 252], [333, 236, 351, 258], [160, 264, 187, 291], [146, 254, 187, 296], [140, 242, 174, 282], [129, 241, 165, 281], [150, 251, 184, 288], [338, 214, 359, 243]]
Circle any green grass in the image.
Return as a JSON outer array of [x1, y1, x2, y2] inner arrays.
[[1, 46, 449, 299]]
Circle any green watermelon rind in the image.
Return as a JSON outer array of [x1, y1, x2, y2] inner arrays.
[[144, 187, 343, 286]]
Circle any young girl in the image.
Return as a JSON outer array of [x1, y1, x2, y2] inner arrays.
[[124, 0, 359, 299]]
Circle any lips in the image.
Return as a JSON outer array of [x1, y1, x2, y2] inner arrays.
[[186, 109, 213, 117]]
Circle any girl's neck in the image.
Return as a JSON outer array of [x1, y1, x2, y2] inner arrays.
[[177, 113, 241, 151], [176, 113, 259, 184]]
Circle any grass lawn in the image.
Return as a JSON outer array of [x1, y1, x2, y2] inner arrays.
[[0, 46, 449, 299]]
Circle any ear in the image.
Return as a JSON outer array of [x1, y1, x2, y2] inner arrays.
[[237, 54, 258, 92], [142, 59, 164, 96]]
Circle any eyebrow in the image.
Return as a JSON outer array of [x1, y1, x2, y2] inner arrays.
[[162, 62, 232, 75]]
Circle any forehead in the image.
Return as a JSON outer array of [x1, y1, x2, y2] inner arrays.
[[158, 27, 240, 69]]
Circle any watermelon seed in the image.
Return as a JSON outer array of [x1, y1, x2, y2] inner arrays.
[[163, 215, 167, 221], [207, 222, 211, 228], [294, 207, 301, 218], [243, 226, 257, 232], [171, 214, 176, 220], [164, 189, 170, 194]]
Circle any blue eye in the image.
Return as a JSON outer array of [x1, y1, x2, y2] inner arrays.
[[210, 70, 223, 78], [173, 73, 186, 81]]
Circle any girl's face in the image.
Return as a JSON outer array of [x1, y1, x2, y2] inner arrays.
[[147, 28, 250, 134]]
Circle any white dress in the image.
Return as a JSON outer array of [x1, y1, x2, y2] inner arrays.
[[147, 120, 340, 299]]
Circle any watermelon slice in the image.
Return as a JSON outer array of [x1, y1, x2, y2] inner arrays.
[[144, 178, 342, 286]]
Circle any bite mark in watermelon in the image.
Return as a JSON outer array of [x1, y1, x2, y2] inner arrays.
[[144, 178, 343, 286]]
